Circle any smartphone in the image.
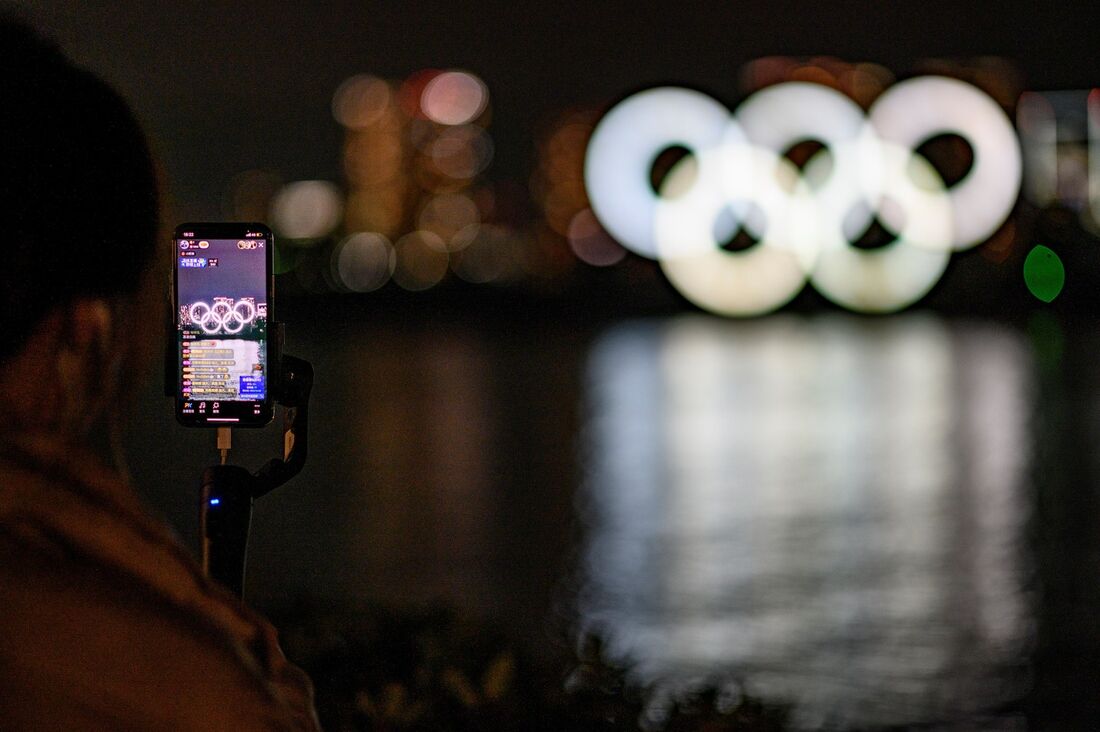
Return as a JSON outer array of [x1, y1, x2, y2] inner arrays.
[[173, 222, 274, 427]]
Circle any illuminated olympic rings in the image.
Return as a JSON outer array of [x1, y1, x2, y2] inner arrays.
[[188, 299, 257, 335], [584, 77, 1022, 314]]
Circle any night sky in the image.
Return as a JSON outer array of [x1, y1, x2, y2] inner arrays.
[[16, 1, 1100, 218]]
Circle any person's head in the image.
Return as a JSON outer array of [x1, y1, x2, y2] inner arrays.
[[0, 18, 162, 444]]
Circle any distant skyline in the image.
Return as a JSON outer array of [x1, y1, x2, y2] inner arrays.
[[18, 2, 1100, 218]]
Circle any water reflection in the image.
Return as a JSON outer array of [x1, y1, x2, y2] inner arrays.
[[579, 315, 1034, 728]]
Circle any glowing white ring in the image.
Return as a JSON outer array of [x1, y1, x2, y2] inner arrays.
[[583, 77, 1021, 315], [867, 76, 1022, 249], [655, 144, 818, 315], [807, 140, 952, 311], [584, 87, 730, 259]]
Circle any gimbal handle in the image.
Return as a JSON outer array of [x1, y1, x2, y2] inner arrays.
[[200, 353, 313, 597]]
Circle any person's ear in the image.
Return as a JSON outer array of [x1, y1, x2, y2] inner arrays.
[[56, 299, 114, 391], [50, 299, 115, 436], [65, 299, 113, 359]]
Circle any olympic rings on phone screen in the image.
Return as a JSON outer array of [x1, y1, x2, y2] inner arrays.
[[188, 299, 257, 335], [584, 76, 1022, 315]]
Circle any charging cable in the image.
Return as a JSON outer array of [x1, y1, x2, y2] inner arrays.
[[217, 427, 232, 466]]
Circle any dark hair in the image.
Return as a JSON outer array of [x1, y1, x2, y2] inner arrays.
[[0, 18, 159, 363]]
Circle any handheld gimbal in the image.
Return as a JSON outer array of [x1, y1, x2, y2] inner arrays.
[[200, 352, 313, 597]]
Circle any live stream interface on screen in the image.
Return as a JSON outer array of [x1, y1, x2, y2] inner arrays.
[[177, 237, 267, 420]]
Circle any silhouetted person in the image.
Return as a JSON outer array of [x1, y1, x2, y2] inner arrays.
[[0, 19, 319, 730]]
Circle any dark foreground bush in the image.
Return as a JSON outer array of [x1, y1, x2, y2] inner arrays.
[[270, 602, 788, 731]]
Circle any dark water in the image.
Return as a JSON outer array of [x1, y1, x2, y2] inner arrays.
[[125, 299, 1100, 728]]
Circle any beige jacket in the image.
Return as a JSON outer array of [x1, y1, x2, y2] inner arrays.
[[0, 433, 320, 730]]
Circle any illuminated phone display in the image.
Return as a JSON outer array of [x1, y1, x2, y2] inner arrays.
[[174, 223, 274, 427]]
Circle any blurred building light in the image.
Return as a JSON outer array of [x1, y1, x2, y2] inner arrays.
[[584, 77, 1021, 315], [1017, 92, 1059, 207], [344, 187, 406, 239], [523, 223, 574, 280], [568, 208, 627, 267], [740, 56, 797, 93], [393, 230, 449, 290], [421, 70, 489, 126], [398, 69, 443, 118], [450, 224, 523, 284], [741, 57, 895, 104], [978, 219, 1017, 264], [918, 56, 1023, 109], [544, 123, 593, 181], [332, 74, 394, 129], [328, 67, 497, 295], [1016, 89, 1100, 233], [270, 180, 343, 241], [417, 193, 481, 248], [542, 183, 588, 236], [333, 232, 396, 292], [788, 62, 839, 89], [840, 63, 894, 108], [529, 112, 602, 278], [449, 222, 481, 254], [430, 125, 494, 180], [344, 127, 404, 187]]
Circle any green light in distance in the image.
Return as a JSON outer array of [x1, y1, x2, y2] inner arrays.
[[1023, 245, 1065, 303]]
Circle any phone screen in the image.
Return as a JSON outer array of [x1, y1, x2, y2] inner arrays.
[[174, 223, 274, 427]]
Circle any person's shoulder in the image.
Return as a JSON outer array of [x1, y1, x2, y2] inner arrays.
[[0, 445, 318, 730], [0, 526, 309, 730]]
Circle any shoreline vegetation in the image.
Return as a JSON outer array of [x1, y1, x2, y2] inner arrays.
[[270, 601, 789, 731]]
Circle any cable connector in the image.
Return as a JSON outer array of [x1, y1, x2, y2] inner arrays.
[[216, 427, 232, 466]]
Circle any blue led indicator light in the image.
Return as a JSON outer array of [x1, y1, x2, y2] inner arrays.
[[209, 498, 221, 506]]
